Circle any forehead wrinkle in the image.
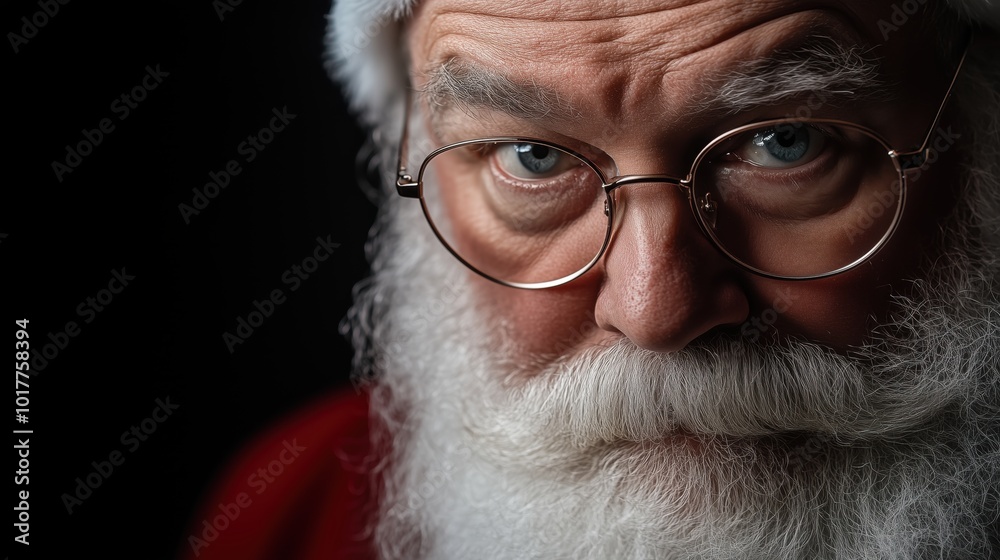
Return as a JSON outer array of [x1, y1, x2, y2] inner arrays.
[[570, 1, 812, 118], [640, 10, 875, 123], [418, 0, 718, 25], [411, 2, 785, 115], [408, 0, 743, 118], [410, 1, 884, 152]]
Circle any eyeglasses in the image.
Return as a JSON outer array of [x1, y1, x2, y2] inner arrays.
[[395, 35, 972, 290]]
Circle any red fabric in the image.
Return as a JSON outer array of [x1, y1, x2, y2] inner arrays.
[[180, 389, 377, 560]]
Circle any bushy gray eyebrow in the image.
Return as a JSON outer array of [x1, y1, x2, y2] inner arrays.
[[420, 57, 581, 122], [419, 36, 886, 127], [701, 37, 887, 115]]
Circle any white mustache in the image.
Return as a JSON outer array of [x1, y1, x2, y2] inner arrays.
[[491, 310, 990, 443]]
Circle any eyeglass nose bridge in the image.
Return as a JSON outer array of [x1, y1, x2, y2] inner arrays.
[[600, 173, 722, 241], [605, 174, 691, 191], [602, 173, 697, 216]]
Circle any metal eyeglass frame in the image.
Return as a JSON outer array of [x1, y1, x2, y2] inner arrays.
[[395, 32, 973, 290]]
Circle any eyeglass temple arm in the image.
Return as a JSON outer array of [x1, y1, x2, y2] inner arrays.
[[892, 30, 974, 168], [396, 89, 421, 197]]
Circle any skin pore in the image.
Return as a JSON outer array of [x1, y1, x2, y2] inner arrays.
[[404, 0, 962, 364]]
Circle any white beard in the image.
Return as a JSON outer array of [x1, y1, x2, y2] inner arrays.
[[343, 51, 1000, 560]]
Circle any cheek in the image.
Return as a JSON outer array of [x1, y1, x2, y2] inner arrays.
[[749, 272, 890, 350], [744, 208, 932, 350], [472, 273, 612, 361], [749, 132, 962, 349], [751, 172, 959, 350]]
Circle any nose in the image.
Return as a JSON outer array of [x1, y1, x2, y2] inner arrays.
[[593, 181, 749, 353]]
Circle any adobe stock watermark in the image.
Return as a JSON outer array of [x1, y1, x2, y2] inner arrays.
[[60, 396, 180, 514], [28, 267, 136, 376], [878, 0, 929, 41], [178, 106, 296, 224], [51, 64, 169, 183], [7, 0, 71, 54], [212, 0, 244, 21], [187, 439, 306, 556], [841, 126, 961, 244], [223, 235, 339, 353], [740, 286, 800, 342]]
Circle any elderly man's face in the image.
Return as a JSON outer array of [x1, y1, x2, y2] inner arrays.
[[365, 1, 998, 558], [403, 0, 959, 358]]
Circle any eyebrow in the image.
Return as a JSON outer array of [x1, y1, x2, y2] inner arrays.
[[701, 37, 887, 115], [419, 36, 886, 128], [420, 57, 581, 124]]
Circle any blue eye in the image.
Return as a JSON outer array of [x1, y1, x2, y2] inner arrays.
[[755, 126, 809, 162], [495, 142, 577, 180], [514, 143, 559, 173], [735, 124, 826, 169]]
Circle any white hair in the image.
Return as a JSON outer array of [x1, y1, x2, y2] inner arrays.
[[332, 2, 1000, 558]]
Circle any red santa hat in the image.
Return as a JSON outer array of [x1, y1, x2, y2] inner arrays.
[[325, 0, 999, 125]]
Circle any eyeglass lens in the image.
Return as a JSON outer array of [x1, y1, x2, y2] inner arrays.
[[418, 122, 902, 285]]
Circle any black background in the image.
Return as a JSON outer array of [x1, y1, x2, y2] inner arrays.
[[6, 1, 375, 557]]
